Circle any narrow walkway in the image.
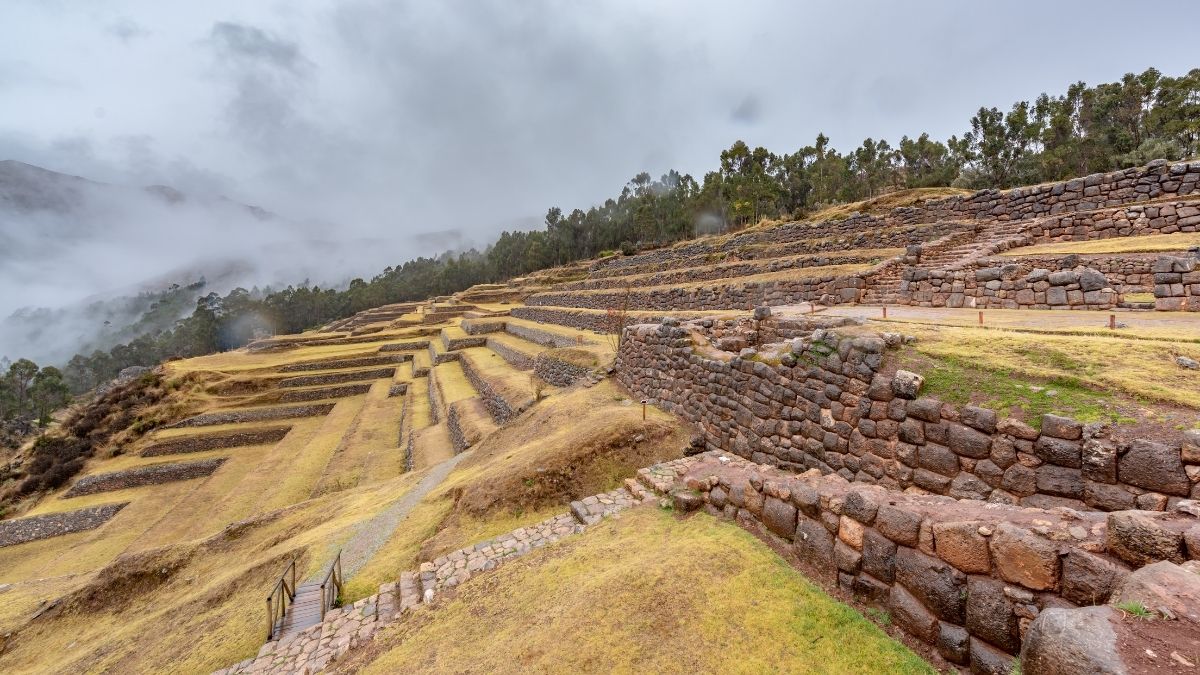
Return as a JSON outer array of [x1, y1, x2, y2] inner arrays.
[[321, 450, 470, 581], [275, 452, 469, 642]]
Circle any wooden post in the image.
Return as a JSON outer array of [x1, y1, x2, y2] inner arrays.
[[641, 399, 647, 421], [1109, 314, 1116, 330], [978, 311, 984, 325], [882, 306, 887, 319]]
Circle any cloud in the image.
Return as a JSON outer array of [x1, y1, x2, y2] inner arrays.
[[106, 18, 149, 43], [730, 95, 762, 124], [209, 21, 309, 74]]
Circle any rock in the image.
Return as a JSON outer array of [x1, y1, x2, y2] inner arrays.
[[753, 305, 772, 321], [892, 370, 924, 400], [1106, 512, 1185, 566], [1062, 550, 1129, 606], [937, 621, 970, 665], [895, 547, 966, 623], [875, 505, 923, 546], [990, 523, 1059, 591], [966, 576, 1020, 653], [1020, 606, 1128, 675], [861, 528, 897, 582], [933, 521, 990, 574], [1110, 560, 1200, 622], [762, 497, 796, 538], [948, 423, 992, 459], [1178, 356, 1200, 370], [1041, 415, 1083, 440], [1079, 268, 1108, 293], [970, 637, 1017, 675], [960, 405, 998, 434], [888, 584, 939, 643], [1118, 440, 1191, 496]]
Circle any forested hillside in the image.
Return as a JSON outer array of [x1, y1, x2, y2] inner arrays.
[[37, 67, 1200, 393]]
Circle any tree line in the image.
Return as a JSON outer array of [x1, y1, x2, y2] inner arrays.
[[0, 358, 71, 427], [29, 66, 1200, 395]]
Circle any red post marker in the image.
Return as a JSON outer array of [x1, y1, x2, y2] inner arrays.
[[882, 306, 888, 319], [978, 311, 984, 325], [1109, 314, 1116, 330]]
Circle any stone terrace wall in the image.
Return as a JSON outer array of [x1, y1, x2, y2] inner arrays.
[[617, 319, 1200, 511], [458, 353, 518, 424], [140, 426, 291, 457], [278, 383, 372, 404], [534, 352, 591, 387], [900, 264, 1121, 310], [486, 336, 536, 370], [527, 270, 870, 312], [504, 319, 592, 348], [1026, 198, 1200, 241], [1152, 255, 1200, 311], [674, 451, 1200, 672], [983, 254, 1157, 292], [64, 458, 227, 497], [278, 368, 396, 388], [169, 403, 336, 429], [0, 503, 129, 548]]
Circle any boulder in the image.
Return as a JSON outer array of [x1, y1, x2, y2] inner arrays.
[[1020, 606, 1128, 675], [1106, 512, 1185, 566], [1109, 560, 1200, 622]]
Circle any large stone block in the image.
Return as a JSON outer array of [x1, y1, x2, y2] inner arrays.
[[1110, 560, 1200, 623], [932, 521, 991, 574], [895, 547, 966, 624], [989, 523, 1059, 591], [948, 423, 992, 459], [793, 517, 835, 573], [861, 527, 897, 583], [1106, 512, 1185, 566], [1118, 439, 1191, 496], [965, 576, 1020, 654], [762, 496, 797, 539], [1037, 465, 1084, 499], [888, 584, 939, 644], [1061, 550, 1129, 606], [875, 504, 922, 546], [1034, 436, 1082, 468]]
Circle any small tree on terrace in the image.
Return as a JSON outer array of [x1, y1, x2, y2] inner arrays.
[[604, 285, 633, 354]]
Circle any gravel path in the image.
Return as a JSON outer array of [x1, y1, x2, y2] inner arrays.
[[305, 451, 469, 582]]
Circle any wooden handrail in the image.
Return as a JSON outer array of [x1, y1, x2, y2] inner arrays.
[[265, 558, 297, 641], [318, 550, 344, 622]]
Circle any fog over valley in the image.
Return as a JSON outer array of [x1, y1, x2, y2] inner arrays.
[[2, 0, 1197, 365]]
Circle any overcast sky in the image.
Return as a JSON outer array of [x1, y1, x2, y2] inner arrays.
[[3, 0, 1199, 267]]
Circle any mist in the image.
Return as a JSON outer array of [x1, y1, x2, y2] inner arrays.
[[2, 0, 1199, 362]]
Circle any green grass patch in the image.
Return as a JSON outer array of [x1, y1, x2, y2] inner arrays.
[[912, 353, 1127, 428]]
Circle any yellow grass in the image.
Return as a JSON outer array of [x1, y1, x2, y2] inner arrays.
[[350, 508, 932, 675], [411, 424, 454, 469], [903, 323, 1200, 408], [311, 381, 407, 496], [1000, 232, 1200, 256], [432, 361, 478, 404]]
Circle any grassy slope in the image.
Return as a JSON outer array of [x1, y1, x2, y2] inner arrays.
[[1000, 231, 1200, 256], [342, 508, 932, 675]]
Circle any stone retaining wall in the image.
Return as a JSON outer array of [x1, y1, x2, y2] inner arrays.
[[533, 353, 591, 387], [379, 340, 430, 352], [64, 458, 227, 497], [387, 383, 408, 398], [441, 332, 488, 351], [278, 368, 396, 388], [428, 369, 444, 425], [504, 320, 591, 348], [674, 451, 1200, 672], [1026, 199, 1200, 241], [140, 426, 292, 457], [447, 401, 468, 453], [279, 383, 372, 403], [564, 251, 895, 291], [460, 319, 507, 335], [486, 337, 536, 370], [278, 354, 407, 372], [900, 263, 1121, 310], [987, 254, 1158, 292], [1152, 255, 1200, 311], [527, 270, 868, 312], [616, 318, 1199, 511], [458, 353, 518, 424], [169, 403, 336, 428], [0, 503, 129, 547]]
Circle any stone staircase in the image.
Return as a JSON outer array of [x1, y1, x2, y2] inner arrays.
[[215, 456, 701, 675]]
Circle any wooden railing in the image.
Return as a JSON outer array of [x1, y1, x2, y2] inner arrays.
[[318, 550, 343, 621], [265, 557, 297, 641]]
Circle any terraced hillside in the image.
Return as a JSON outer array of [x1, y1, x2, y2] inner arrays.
[[3, 160, 1200, 675]]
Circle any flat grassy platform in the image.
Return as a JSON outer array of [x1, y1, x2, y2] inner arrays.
[[1000, 232, 1200, 256]]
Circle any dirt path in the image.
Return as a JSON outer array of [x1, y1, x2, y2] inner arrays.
[[775, 304, 1200, 342], [305, 451, 469, 582]]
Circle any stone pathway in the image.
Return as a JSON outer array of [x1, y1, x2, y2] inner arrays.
[[215, 457, 701, 675]]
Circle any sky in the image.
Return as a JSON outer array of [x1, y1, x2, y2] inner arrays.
[[1, 0, 1198, 322]]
